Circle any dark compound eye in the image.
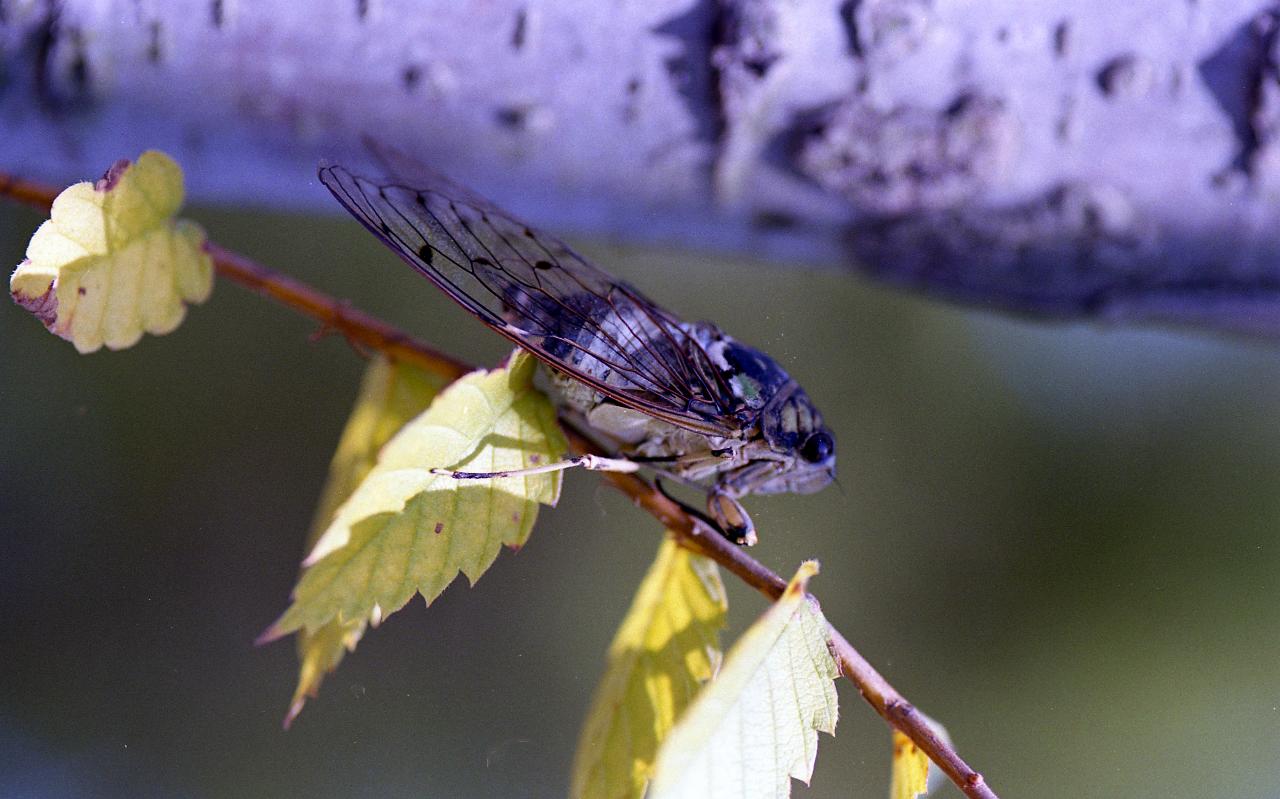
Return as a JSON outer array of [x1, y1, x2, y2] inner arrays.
[[800, 431, 833, 463]]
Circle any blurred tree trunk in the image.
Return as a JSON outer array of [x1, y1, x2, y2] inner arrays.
[[4, 0, 1280, 335]]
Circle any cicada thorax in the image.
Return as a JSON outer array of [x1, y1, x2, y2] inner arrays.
[[533, 308, 816, 492], [527, 299, 733, 471], [497, 278, 738, 441]]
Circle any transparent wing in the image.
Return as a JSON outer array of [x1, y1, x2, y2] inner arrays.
[[318, 145, 745, 438]]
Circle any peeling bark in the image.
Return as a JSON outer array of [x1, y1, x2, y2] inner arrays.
[[3, 0, 1280, 336]]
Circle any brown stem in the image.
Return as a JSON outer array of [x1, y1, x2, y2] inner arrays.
[[575, 452, 993, 797], [205, 243, 472, 380], [0, 174, 996, 799]]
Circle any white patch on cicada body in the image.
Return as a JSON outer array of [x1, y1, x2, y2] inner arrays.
[[549, 368, 701, 450], [687, 322, 766, 406], [699, 326, 735, 373], [584, 403, 660, 445]]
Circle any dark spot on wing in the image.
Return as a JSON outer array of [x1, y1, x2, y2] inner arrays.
[[417, 244, 434, 263], [533, 260, 554, 270], [210, 0, 224, 28], [474, 256, 493, 267]]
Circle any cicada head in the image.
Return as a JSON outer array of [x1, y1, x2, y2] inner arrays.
[[759, 390, 837, 495], [786, 427, 838, 495], [696, 333, 836, 498], [717, 383, 836, 497]]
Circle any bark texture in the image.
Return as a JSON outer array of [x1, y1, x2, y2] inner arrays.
[[3, 0, 1280, 335]]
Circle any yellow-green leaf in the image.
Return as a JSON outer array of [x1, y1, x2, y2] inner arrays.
[[571, 536, 728, 799], [648, 561, 839, 799], [264, 350, 565, 639], [890, 730, 930, 799], [286, 355, 449, 728], [289, 617, 365, 728], [9, 150, 213, 353], [890, 713, 949, 798], [305, 356, 453, 547]]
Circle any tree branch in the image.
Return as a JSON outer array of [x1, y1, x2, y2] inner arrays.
[[6, 1, 1280, 337], [0, 175, 997, 799]]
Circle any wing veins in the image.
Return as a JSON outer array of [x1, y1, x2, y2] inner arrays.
[[318, 161, 744, 438], [379, 188, 684, 399], [510, 228, 700, 401], [455, 204, 693, 399]]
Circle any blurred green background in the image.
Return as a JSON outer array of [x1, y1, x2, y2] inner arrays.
[[2, 195, 1278, 798]]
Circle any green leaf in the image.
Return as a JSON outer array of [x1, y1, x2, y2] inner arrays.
[[571, 536, 728, 799], [9, 150, 213, 353], [264, 350, 565, 639], [648, 561, 839, 799], [286, 355, 449, 728]]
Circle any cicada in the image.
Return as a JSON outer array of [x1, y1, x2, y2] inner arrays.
[[318, 144, 835, 545]]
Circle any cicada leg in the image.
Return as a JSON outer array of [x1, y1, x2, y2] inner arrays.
[[706, 490, 757, 547], [429, 453, 641, 480], [651, 479, 757, 547]]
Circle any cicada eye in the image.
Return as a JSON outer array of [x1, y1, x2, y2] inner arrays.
[[800, 431, 834, 463]]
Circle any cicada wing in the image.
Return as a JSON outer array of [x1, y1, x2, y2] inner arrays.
[[318, 151, 744, 439]]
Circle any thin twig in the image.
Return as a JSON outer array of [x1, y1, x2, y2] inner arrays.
[[205, 243, 473, 379], [0, 174, 997, 799]]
